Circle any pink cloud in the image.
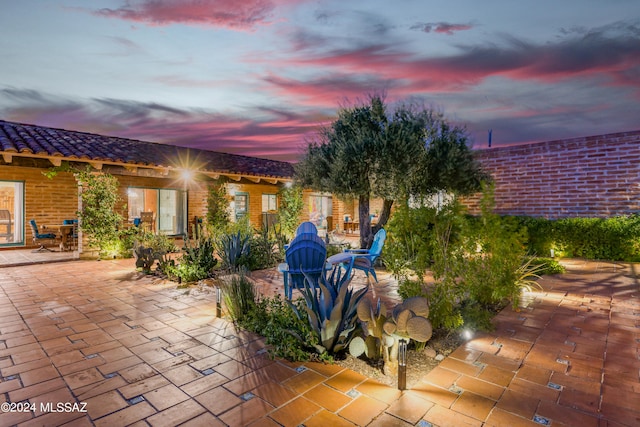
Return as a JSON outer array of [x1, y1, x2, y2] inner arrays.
[[93, 0, 302, 30], [411, 22, 473, 35]]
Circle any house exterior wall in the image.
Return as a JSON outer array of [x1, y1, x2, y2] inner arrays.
[[0, 165, 78, 247], [462, 130, 640, 218]]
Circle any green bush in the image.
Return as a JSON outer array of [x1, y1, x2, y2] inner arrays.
[[527, 257, 565, 275], [221, 270, 256, 324], [241, 294, 322, 361], [514, 215, 640, 261]]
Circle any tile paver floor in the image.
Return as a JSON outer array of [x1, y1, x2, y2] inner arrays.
[[0, 257, 638, 426]]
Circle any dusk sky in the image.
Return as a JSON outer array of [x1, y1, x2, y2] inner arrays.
[[1, 1, 639, 162]]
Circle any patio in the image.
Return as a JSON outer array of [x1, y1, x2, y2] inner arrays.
[[0, 256, 638, 426]]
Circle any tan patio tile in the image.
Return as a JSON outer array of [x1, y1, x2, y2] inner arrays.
[[189, 352, 232, 371], [484, 407, 540, 427], [515, 365, 552, 385], [83, 389, 128, 419], [74, 376, 128, 401], [143, 383, 191, 411], [408, 382, 459, 408], [456, 374, 505, 401], [269, 396, 321, 426], [218, 397, 274, 426], [304, 361, 345, 377], [304, 409, 357, 426], [251, 381, 298, 407], [495, 389, 540, 420], [536, 400, 599, 427], [8, 377, 65, 403], [18, 410, 86, 427], [97, 355, 143, 376], [19, 364, 60, 387], [93, 401, 156, 427], [0, 410, 33, 427], [324, 368, 367, 393], [385, 391, 432, 424], [63, 367, 104, 390], [450, 390, 496, 421], [163, 364, 203, 386], [355, 378, 402, 404], [338, 394, 388, 426], [179, 412, 226, 427], [194, 385, 242, 415], [1, 357, 52, 376], [10, 348, 48, 365], [146, 399, 206, 427], [423, 404, 483, 427], [119, 362, 157, 383], [99, 346, 135, 362], [118, 374, 170, 399], [304, 383, 352, 412], [282, 369, 327, 395], [180, 371, 229, 397], [421, 365, 460, 389]]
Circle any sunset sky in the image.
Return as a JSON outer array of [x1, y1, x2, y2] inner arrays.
[[1, 0, 639, 162]]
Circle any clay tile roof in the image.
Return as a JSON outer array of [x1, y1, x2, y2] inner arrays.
[[0, 120, 295, 178]]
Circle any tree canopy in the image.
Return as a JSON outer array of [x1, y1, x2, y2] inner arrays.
[[295, 95, 488, 248]]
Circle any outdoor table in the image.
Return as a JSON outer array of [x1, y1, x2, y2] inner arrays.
[[54, 224, 76, 251], [344, 221, 359, 233]]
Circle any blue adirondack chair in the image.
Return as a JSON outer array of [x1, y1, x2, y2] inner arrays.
[[279, 233, 327, 299], [295, 221, 318, 236], [345, 228, 386, 282], [284, 221, 318, 251]]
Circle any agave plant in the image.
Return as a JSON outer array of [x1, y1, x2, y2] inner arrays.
[[289, 265, 369, 355], [218, 231, 251, 271]]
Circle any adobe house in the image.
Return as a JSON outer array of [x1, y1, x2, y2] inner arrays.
[[0, 119, 304, 254]]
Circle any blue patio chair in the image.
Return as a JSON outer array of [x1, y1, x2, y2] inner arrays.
[[278, 233, 327, 299], [29, 219, 58, 252], [345, 228, 386, 282], [63, 219, 79, 250], [284, 221, 319, 251], [295, 221, 318, 236]]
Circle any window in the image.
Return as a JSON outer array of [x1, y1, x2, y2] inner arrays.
[[234, 193, 248, 220], [309, 194, 332, 229], [262, 194, 277, 212], [0, 181, 24, 246], [127, 187, 185, 235]]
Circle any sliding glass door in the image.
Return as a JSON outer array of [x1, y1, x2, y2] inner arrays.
[[127, 187, 185, 235], [0, 181, 24, 246]]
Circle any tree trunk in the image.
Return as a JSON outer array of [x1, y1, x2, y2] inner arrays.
[[358, 194, 372, 248], [372, 199, 393, 235]]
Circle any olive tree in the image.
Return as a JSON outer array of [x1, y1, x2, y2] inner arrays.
[[296, 95, 487, 248]]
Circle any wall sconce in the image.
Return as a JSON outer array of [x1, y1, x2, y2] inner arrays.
[[398, 339, 407, 390]]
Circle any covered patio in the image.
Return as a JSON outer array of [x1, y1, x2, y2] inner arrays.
[[0, 257, 638, 426]]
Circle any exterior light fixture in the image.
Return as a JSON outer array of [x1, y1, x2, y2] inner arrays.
[[216, 286, 222, 318], [398, 339, 407, 390]]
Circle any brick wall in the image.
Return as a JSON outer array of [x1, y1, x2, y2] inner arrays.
[[463, 130, 640, 218], [0, 165, 78, 247]]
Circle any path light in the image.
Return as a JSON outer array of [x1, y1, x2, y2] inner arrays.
[[216, 286, 222, 318], [398, 339, 407, 390], [462, 328, 474, 340]]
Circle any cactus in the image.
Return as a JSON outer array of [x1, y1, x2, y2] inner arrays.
[[353, 296, 433, 376]]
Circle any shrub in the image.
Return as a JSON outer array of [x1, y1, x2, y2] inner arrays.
[[242, 294, 322, 361], [277, 185, 304, 239], [221, 270, 256, 324], [514, 215, 640, 262]]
